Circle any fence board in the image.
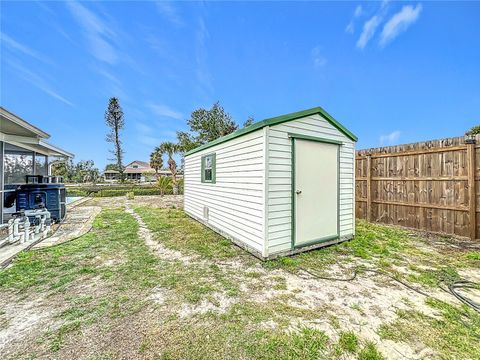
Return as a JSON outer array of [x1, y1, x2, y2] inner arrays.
[[356, 134, 479, 240]]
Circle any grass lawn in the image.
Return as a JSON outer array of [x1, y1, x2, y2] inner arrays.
[[0, 196, 479, 359]]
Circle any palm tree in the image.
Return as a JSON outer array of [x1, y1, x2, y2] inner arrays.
[[149, 147, 163, 179], [157, 176, 172, 196], [159, 142, 179, 195]]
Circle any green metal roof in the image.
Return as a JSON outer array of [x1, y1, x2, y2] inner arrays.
[[185, 106, 358, 156]]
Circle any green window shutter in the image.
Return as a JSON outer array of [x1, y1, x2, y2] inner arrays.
[[201, 156, 205, 183], [211, 153, 216, 184]]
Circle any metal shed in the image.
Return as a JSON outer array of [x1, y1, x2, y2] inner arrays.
[[183, 107, 357, 259]]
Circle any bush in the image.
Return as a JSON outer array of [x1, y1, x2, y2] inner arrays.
[[65, 182, 184, 198], [157, 176, 172, 196], [66, 189, 89, 197], [92, 188, 163, 197], [466, 125, 480, 135]]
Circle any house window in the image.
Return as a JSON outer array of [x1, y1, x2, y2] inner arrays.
[[201, 153, 216, 183]]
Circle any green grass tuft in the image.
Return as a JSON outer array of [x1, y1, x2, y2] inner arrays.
[[358, 341, 384, 360], [337, 331, 359, 354]]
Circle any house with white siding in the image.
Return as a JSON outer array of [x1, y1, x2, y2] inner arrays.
[[183, 107, 357, 259]]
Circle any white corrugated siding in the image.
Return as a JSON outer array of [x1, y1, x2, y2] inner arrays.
[[266, 114, 355, 255], [184, 129, 266, 255]]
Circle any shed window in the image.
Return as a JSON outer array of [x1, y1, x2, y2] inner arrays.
[[201, 154, 216, 183]]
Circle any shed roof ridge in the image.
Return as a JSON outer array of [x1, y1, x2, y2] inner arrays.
[[184, 106, 357, 156]]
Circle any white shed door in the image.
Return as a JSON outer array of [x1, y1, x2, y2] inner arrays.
[[294, 139, 339, 247]]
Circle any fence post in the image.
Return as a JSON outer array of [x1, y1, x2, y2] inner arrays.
[[467, 142, 477, 240], [366, 155, 372, 222]]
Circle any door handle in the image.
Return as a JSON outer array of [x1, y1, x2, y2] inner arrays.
[[296, 190, 302, 195]]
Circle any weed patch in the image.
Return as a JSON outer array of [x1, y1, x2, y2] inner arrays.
[[379, 298, 480, 359]]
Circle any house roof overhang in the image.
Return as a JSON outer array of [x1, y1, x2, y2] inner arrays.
[[0, 107, 73, 158], [184, 106, 358, 156], [1, 107, 50, 138], [0, 133, 74, 158]]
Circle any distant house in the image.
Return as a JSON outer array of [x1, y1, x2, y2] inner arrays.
[[124, 160, 156, 181], [103, 160, 184, 183], [103, 169, 120, 182], [104, 161, 155, 182]]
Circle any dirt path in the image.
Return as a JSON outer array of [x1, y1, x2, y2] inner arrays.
[[124, 204, 192, 263]]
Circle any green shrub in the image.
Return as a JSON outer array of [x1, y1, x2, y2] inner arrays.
[[93, 188, 163, 197], [126, 191, 135, 200], [65, 182, 184, 197], [66, 189, 89, 197], [466, 125, 480, 135], [157, 176, 172, 196]]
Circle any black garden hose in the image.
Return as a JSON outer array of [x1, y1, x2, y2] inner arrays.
[[294, 266, 429, 297], [443, 280, 480, 312], [290, 266, 480, 312]]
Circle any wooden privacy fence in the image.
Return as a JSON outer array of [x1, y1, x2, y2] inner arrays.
[[355, 134, 480, 240]]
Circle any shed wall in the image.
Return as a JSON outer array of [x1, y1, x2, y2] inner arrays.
[[266, 114, 356, 255], [184, 129, 266, 255]]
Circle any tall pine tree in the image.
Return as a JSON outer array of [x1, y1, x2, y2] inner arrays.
[[105, 97, 125, 180]]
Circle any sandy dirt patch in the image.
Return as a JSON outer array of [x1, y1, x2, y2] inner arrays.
[[125, 204, 193, 264], [0, 297, 54, 349]]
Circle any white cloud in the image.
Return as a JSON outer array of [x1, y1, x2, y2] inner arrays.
[[66, 1, 118, 64], [6, 59, 73, 106], [148, 103, 183, 120], [93, 67, 128, 99], [155, 1, 184, 26], [135, 122, 153, 134], [95, 67, 121, 87], [380, 130, 401, 145], [380, 4, 422, 46], [161, 130, 177, 139], [195, 16, 213, 98], [0, 32, 52, 64], [356, 15, 382, 49], [145, 35, 167, 57], [345, 5, 364, 34], [135, 122, 159, 147], [311, 46, 327, 68], [136, 122, 176, 147], [345, 22, 355, 34], [135, 121, 154, 147], [354, 5, 363, 17], [138, 135, 162, 147], [35, 2, 78, 45]]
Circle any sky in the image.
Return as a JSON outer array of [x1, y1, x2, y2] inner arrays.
[[1, 1, 479, 170]]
